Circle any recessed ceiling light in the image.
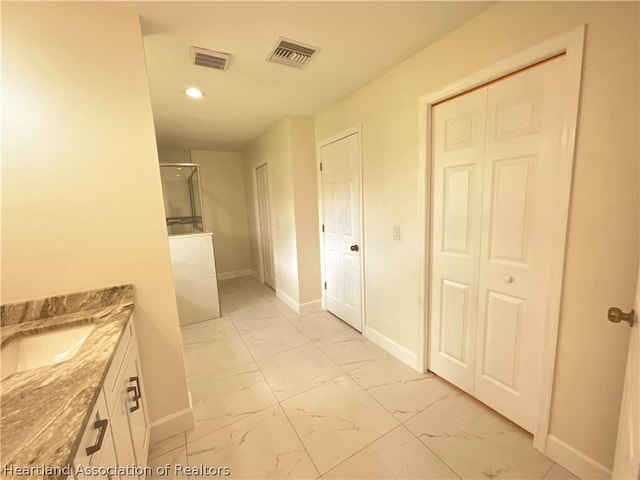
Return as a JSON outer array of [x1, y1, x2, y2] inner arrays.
[[185, 87, 204, 98], [176, 167, 182, 170]]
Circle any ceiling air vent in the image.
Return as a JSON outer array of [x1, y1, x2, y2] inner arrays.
[[267, 37, 320, 69], [191, 46, 231, 71]]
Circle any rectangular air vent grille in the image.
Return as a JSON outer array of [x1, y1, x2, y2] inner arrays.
[[191, 47, 231, 71], [267, 38, 320, 68]]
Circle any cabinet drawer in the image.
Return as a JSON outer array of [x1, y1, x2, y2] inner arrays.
[[104, 321, 132, 411]]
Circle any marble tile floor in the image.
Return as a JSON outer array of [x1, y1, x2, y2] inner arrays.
[[148, 276, 578, 480]]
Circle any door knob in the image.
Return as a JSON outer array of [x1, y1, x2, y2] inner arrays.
[[350, 244, 359, 252], [503, 275, 514, 283], [607, 307, 635, 327]]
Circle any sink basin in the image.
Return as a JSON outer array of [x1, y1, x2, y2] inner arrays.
[[1, 323, 96, 378]]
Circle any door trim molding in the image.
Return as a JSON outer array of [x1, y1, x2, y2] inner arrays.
[[316, 124, 366, 331], [417, 25, 585, 453]]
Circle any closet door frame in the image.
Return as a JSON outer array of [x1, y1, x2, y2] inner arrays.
[[417, 25, 585, 452]]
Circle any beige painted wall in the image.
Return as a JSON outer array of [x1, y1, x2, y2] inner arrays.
[[243, 117, 321, 306], [314, 1, 639, 469], [244, 118, 300, 302], [1, 2, 191, 427], [190, 150, 252, 276], [290, 118, 322, 305]]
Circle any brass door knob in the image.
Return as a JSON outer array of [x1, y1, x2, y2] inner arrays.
[[607, 307, 635, 327], [350, 244, 359, 252]]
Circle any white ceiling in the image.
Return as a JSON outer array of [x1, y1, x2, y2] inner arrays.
[[126, 2, 494, 151]]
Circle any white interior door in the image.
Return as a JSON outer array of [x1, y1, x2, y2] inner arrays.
[[612, 242, 640, 478], [429, 56, 568, 432], [429, 88, 487, 393], [256, 164, 275, 289], [320, 133, 362, 331], [474, 56, 566, 432]]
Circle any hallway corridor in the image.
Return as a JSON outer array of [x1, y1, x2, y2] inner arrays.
[[148, 276, 577, 479]]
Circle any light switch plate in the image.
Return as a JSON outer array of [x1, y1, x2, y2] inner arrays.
[[393, 224, 401, 241]]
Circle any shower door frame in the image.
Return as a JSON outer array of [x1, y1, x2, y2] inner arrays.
[[160, 162, 206, 234]]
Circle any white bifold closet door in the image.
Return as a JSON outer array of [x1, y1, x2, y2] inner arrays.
[[429, 55, 566, 433], [256, 164, 275, 289]]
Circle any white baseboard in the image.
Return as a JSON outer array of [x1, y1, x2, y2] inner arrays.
[[276, 288, 300, 313], [217, 269, 253, 280], [299, 299, 322, 315], [363, 326, 420, 371], [546, 434, 612, 479], [274, 290, 321, 316], [149, 405, 194, 444]]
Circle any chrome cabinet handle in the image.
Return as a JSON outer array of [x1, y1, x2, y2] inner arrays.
[[127, 376, 142, 413], [86, 418, 108, 456], [131, 376, 142, 399]]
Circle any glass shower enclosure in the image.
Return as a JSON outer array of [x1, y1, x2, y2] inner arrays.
[[159, 163, 205, 235]]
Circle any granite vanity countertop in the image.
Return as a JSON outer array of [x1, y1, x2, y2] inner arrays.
[[0, 285, 135, 480]]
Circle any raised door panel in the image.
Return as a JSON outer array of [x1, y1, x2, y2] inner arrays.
[[343, 252, 358, 310], [439, 279, 471, 365], [327, 247, 344, 305], [325, 162, 343, 309], [494, 91, 543, 141], [488, 157, 533, 264], [443, 165, 475, 256], [341, 179, 355, 239], [445, 112, 479, 151], [429, 88, 487, 393], [480, 291, 524, 392]]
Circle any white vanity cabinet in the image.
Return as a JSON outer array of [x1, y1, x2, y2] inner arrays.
[[73, 317, 150, 480]]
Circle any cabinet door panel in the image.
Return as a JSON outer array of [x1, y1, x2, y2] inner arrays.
[[110, 346, 138, 478], [74, 390, 118, 480], [125, 342, 150, 469], [96, 426, 121, 480], [104, 324, 132, 411]]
